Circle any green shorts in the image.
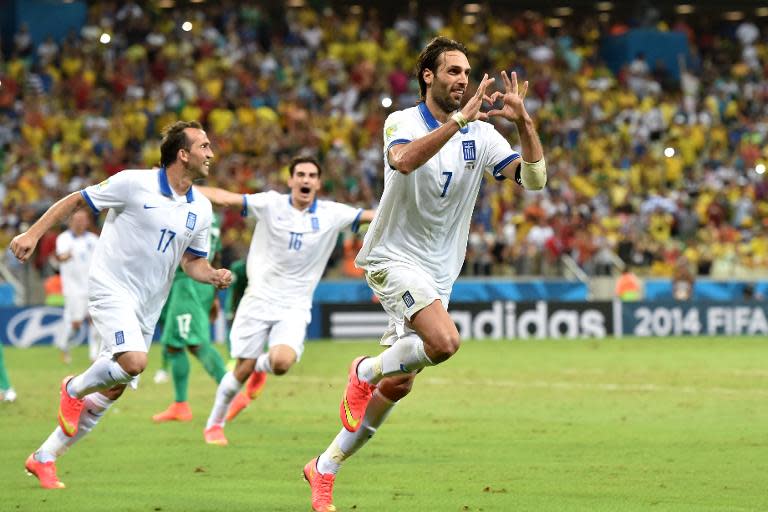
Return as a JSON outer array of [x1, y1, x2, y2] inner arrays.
[[160, 277, 216, 349]]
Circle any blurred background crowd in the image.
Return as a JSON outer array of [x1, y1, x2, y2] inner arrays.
[[1, 0, 767, 283]]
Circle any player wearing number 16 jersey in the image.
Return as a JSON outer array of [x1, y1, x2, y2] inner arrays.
[[304, 37, 548, 511], [10, 121, 232, 489], [197, 157, 375, 447]]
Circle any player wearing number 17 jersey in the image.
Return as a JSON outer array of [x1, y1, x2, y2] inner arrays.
[[197, 157, 375, 447], [304, 37, 548, 511], [10, 121, 232, 489]]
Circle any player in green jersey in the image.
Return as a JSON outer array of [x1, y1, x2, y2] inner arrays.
[[152, 213, 228, 422]]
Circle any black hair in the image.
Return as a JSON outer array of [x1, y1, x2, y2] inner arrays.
[[289, 156, 322, 176], [160, 120, 203, 167], [415, 37, 469, 100]]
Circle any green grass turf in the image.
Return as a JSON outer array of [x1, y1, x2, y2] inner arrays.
[[0, 337, 766, 512]]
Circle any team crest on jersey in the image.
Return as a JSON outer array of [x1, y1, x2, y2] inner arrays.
[[311, 216, 320, 231], [462, 141, 476, 161], [402, 291, 415, 308], [462, 140, 476, 171], [115, 331, 125, 345], [385, 124, 397, 140], [186, 212, 197, 230]]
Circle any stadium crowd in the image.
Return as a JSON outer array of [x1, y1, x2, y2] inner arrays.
[[1, 1, 767, 281]]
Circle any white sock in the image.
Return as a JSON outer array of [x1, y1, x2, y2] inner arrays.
[[254, 353, 272, 374], [87, 323, 99, 361], [67, 358, 133, 398], [206, 372, 241, 429], [37, 392, 115, 462], [317, 389, 396, 475], [358, 335, 433, 384]]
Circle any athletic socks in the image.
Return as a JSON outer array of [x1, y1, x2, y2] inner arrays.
[[0, 345, 10, 390], [357, 335, 433, 385], [168, 350, 190, 403], [67, 358, 133, 398], [195, 344, 227, 383], [254, 353, 272, 374], [317, 389, 396, 475], [205, 371, 241, 429], [37, 392, 115, 461]]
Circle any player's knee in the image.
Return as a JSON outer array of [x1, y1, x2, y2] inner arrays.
[[271, 359, 293, 375], [427, 330, 460, 363], [118, 353, 147, 376]]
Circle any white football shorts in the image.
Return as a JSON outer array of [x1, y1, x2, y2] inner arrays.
[[229, 310, 308, 361], [90, 299, 153, 356], [365, 264, 449, 346]]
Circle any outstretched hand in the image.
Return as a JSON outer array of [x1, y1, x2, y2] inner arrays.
[[460, 73, 495, 122], [486, 71, 530, 123]]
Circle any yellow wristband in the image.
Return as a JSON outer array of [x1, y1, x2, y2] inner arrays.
[[451, 112, 468, 129]]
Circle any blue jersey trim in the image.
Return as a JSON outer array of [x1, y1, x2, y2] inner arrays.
[[80, 190, 100, 214], [185, 247, 208, 258], [351, 209, 363, 233], [418, 102, 440, 131], [241, 195, 248, 217], [386, 138, 411, 152], [288, 195, 318, 213], [158, 167, 172, 197], [158, 167, 194, 202], [493, 154, 521, 176]]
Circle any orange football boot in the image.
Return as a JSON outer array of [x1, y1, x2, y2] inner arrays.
[[339, 357, 374, 432], [25, 453, 65, 489], [152, 401, 193, 422], [303, 457, 336, 512], [58, 376, 84, 437]]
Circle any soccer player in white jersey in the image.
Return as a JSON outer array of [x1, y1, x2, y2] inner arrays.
[[10, 121, 232, 489], [196, 156, 375, 446], [55, 209, 99, 363], [303, 37, 547, 511]]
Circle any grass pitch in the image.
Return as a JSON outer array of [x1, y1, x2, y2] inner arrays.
[[1, 337, 766, 512]]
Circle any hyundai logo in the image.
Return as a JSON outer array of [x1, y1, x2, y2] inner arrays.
[[5, 307, 86, 348]]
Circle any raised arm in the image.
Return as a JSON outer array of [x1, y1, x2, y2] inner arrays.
[[488, 71, 546, 190], [389, 74, 495, 174], [10, 192, 87, 262], [195, 185, 245, 208]]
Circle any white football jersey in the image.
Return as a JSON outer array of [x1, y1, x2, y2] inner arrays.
[[242, 191, 362, 320], [56, 229, 98, 298], [356, 102, 520, 293], [81, 168, 212, 333]]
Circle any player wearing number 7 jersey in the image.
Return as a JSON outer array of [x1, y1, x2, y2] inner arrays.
[[196, 157, 375, 447], [304, 37, 547, 512], [10, 121, 232, 489]]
